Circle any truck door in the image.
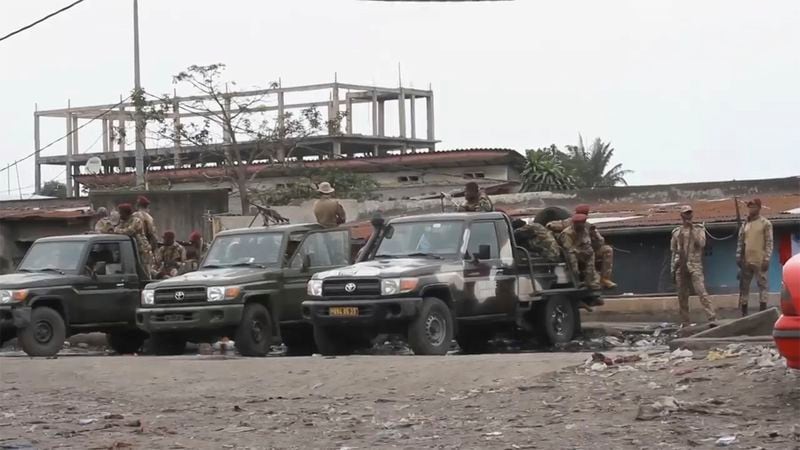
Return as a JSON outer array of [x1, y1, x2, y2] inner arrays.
[[282, 229, 352, 322], [72, 242, 132, 324], [461, 220, 516, 317]]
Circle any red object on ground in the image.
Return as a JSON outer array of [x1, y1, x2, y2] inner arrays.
[[774, 253, 800, 369]]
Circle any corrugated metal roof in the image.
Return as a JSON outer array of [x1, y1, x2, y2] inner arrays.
[[0, 207, 93, 221]]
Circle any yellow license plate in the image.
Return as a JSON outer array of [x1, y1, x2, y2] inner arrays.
[[329, 306, 359, 317]]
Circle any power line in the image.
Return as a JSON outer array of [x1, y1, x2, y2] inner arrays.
[[0, 0, 86, 43]]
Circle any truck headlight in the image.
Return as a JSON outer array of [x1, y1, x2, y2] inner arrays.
[[380, 278, 418, 296], [307, 280, 323, 297], [141, 289, 155, 305], [0, 289, 28, 304], [207, 286, 241, 302]]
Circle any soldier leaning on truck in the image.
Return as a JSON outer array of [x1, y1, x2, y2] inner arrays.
[[736, 198, 774, 316], [547, 204, 616, 289], [560, 213, 601, 291], [114, 203, 154, 276], [155, 231, 186, 278], [670, 205, 716, 326], [133, 195, 159, 251], [511, 219, 561, 262], [93, 207, 115, 234]]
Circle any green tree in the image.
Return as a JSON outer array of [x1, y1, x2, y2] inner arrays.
[[563, 136, 632, 188], [252, 168, 380, 206], [520, 145, 577, 192], [40, 180, 67, 198]]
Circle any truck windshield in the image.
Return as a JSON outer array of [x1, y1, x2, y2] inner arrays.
[[18, 241, 86, 273], [202, 233, 284, 268], [375, 221, 464, 258]]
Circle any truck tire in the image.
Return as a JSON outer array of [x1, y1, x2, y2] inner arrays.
[[282, 327, 315, 356], [17, 306, 66, 357], [235, 303, 273, 357], [312, 325, 355, 356], [106, 330, 146, 354], [149, 333, 187, 356], [538, 296, 577, 345], [408, 297, 454, 355]]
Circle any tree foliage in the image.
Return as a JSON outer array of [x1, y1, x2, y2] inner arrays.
[[40, 180, 67, 198], [251, 169, 380, 206], [520, 137, 631, 192]]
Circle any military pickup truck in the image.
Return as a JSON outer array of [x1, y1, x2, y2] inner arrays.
[[136, 224, 358, 356], [302, 212, 603, 355], [0, 234, 149, 356]]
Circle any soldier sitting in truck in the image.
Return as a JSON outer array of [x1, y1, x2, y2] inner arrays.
[[511, 218, 561, 262]]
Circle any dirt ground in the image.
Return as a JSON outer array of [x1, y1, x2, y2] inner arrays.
[[0, 347, 798, 450]]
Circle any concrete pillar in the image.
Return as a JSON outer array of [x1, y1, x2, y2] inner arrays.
[[345, 94, 353, 135], [71, 115, 79, 154], [378, 100, 385, 137], [34, 114, 41, 194], [172, 97, 181, 167], [222, 95, 232, 143], [330, 82, 340, 134], [332, 141, 342, 157], [426, 93, 435, 149], [102, 119, 109, 153], [65, 104, 73, 198], [117, 104, 125, 173], [371, 91, 378, 136], [398, 88, 406, 138], [277, 91, 285, 139], [409, 94, 416, 139]]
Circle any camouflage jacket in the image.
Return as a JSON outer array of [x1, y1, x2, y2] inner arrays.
[[560, 226, 593, 255], [133, 210, 158, 249], [94, 218, 114, 234], [458, 194, 494, 212], [671, 223, 706, 270], [114, 216, 152, 255], [156, 242, 186, 269], [514, 223, 561, 261], [736, 215, 773, 265]]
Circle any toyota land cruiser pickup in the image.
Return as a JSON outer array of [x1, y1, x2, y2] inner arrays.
[[302, 212, 603, 355]]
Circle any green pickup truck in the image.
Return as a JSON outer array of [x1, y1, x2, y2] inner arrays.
[[136, 224, 358, 356]]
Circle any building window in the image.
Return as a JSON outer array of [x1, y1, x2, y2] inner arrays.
[[463, 172, 485, 179], [397, 176, 420, 183]]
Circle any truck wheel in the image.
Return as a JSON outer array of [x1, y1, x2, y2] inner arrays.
[[312, 326, 355, 356], [282, 327, 315, 356], [408, 297, 454, 355], [235, 303, 273, 357], [17, 307, 66, 357], [106, 330, 146, 354], [538, 296, 577, 345], [149, 333, 187, 356]]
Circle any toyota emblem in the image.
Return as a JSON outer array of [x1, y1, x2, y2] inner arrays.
[[174, 291, 185, 301], [344, 282, 357, 293]]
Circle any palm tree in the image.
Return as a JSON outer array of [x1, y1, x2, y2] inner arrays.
[[520, 145, 577, 192], [564, 136, 632, 188]]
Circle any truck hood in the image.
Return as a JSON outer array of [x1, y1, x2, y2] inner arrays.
[[146, 267, 279, 289], [0, 272, 83, 289], [315, 258, 455, 279]]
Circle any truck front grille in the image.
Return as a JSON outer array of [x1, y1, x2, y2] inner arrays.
[[154, 287, 207, 305], [322, 279, 381, 297]]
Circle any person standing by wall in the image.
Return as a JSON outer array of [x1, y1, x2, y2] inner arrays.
[[736, 198, 774, 316], [313, 182, 346, 228], [670, 205, 716, 326], [457, 182, 494, 212]]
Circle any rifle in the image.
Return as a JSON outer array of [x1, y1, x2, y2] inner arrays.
[[248, 202, 290, 227], [734, 196, 743, 279]]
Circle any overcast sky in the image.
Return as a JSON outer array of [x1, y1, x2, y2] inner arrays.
[[1, 0, 799, 197]]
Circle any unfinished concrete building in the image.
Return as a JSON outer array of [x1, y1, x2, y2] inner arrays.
[[33, 81, 438, 197]]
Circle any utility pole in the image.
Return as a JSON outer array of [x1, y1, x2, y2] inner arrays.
[[133, 0, 145, 187]]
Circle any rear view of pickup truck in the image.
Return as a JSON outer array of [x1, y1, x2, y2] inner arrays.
[[303, 212, 602, 355]]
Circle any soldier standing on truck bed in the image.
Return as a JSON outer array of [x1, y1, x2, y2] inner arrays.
[[93, 207, 114, 234], [134, 196, 158, 252], [736, 198, 774, 316], [114, 203, 154, 277], [313, 182, 346, 228], [560, 213, 601, 290], [457, 182, 494, 212], [670, 205, 716, 327]]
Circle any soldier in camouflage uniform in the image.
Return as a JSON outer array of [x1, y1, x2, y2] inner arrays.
[[736, 198, 774, 316], [134, 195, 158, 252], [93, 207, 115, 234], [114, 203, 154, 277], [512, 219, 561, 262], [547, 205, 616, 288], [155, 231, 187, 278], [560, 213, 601, 290], [458, 182, 494, 212], [670, 205, 716, 326]]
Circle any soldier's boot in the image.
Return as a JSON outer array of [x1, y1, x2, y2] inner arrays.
[[741, 304, 749, 317], [759, 302, 768, 312], [600, 278, 618, 289]]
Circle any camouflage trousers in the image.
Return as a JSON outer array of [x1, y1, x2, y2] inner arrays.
[[568, 249, 600, 290], [739, 262, 769, 306], [594, 245, 613, 280], [676, 266, 716, 325]]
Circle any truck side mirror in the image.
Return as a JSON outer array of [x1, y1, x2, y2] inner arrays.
[[477, 244, 492, 261], [301, 254, 312, 272]]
